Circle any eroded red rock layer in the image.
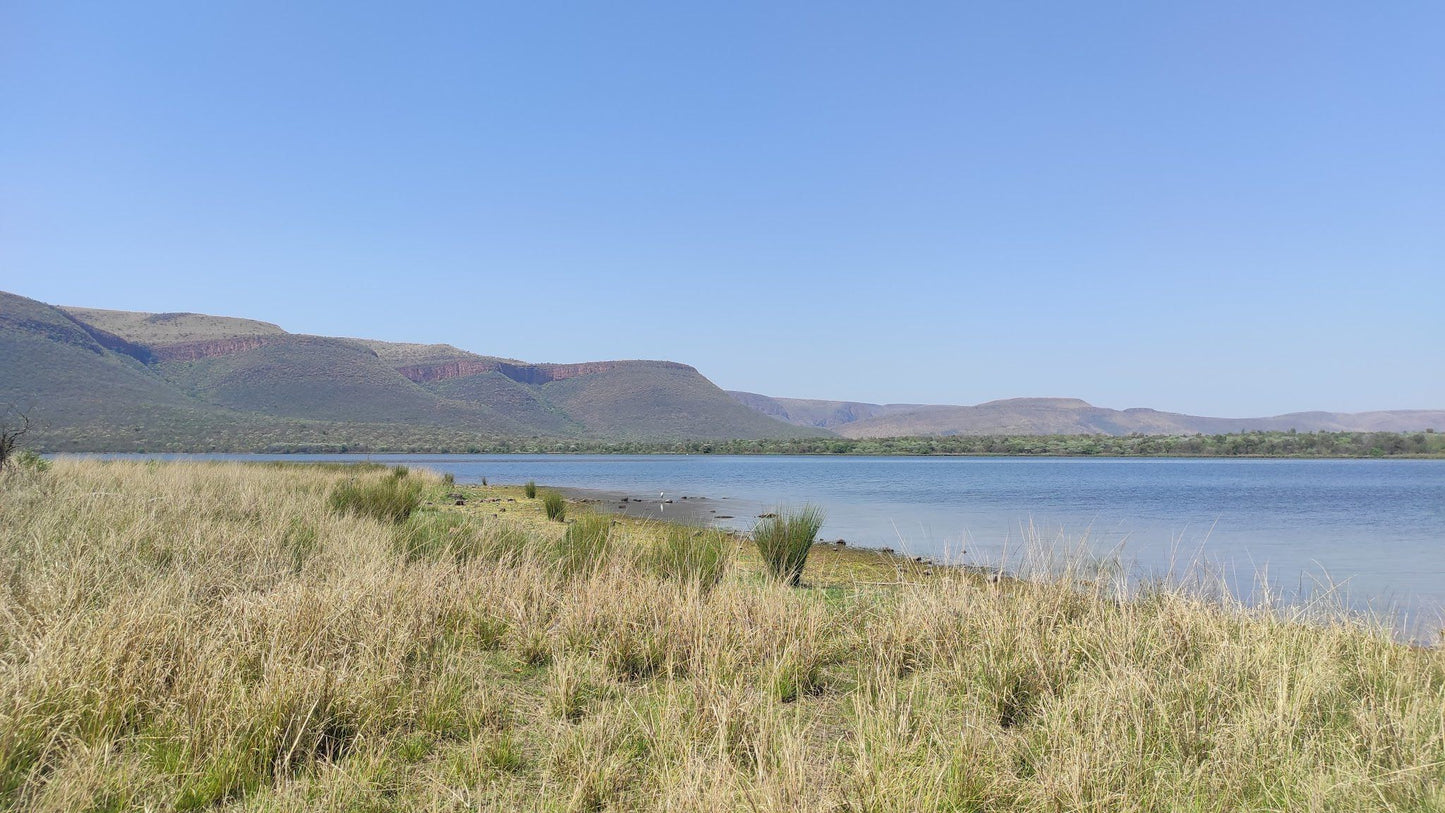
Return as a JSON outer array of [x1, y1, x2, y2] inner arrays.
[[151, 336, 273, 362], [396, 359, 501, 383], [397, 359, 693, 385]]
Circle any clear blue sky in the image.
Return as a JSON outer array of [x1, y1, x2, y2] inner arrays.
[[3, 2, 1441, 416]]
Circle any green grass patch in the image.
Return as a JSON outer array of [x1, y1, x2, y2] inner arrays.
[[551, 514, 612, 578], [327, 473, 422, 523], [646, 525, 731, 590]]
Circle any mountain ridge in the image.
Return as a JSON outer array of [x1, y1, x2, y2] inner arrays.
[[2, 291, 824, 450], [8, 289, 1441, 450], [727, 392, 1445, 437]]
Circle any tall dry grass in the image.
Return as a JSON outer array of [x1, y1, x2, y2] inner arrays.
[[1, 459, 1442, 811]]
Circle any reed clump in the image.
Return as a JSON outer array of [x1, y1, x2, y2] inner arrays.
[[752, 505, 825, 586], [1, 459, 1442, 812], [524, 480, 537, 499], [542, 490, 566, 521]]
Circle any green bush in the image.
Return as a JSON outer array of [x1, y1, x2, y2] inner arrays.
[[524, 480, 537, 499], [647, 525, 731, 590], [12, 450, 49, 473], [328, 475, 422, 524], [552, 514, 612, 578], [752, 505, 825, 587], [542, 491, 565, 521]]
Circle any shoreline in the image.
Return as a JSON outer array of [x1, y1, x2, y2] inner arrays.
[[553, 485, 755, 529], [551, 484, 954, 573]]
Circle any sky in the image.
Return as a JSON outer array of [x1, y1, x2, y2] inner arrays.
[[2, 2, 1441, 417]]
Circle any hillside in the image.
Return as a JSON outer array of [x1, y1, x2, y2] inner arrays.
[[59, 306, 285, 346], [2, 291, 824, 450], [729, 391, 1445, 437], [538, 361, 804, 441], [0, 292, 250, 442]]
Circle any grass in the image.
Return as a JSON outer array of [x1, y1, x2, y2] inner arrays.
[[1, 459, 1443, 811], [542, 490, 566, 521], [327, 469, 422, 523], [752, 505, 826, 586], [646, 524, 732, 590], [551, 514, 612, 579], [524, 480, 537, 499]]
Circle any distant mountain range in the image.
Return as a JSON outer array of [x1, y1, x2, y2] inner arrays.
[[0, 290, 822, 451], [726, 392, 1445, 438], [4, 289, 1441, 453]]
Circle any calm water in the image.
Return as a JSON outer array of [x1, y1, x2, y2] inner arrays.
[[97, 454, 1445, 637]]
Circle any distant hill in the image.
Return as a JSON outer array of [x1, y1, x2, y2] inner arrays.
[[728, 392, 1445, 437], [2, 291, 825, 450]]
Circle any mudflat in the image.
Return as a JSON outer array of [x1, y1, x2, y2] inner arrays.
[[554, 485, 745, 526]]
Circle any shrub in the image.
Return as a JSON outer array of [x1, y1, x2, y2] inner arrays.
[[552, 514, 611, 578], [524, 480, 537, 499], [542, 491, 566, 521], [753, 505, 825, 587], [647, 525, 731, 590], [12, 449, 49, 473], [328, 475, 422, 524]]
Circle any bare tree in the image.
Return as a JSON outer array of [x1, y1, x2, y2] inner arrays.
[[0, 409, 30, 471]]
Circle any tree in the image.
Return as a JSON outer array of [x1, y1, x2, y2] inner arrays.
[[0, 408, 30, 471]]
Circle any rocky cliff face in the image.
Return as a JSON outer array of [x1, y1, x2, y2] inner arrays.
[[396, 359, 500, 383], [397, 359, 695, 386], [150, 336, 276, 362]]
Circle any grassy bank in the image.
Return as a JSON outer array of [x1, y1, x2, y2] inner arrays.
[[1, 460, 1442, 811]]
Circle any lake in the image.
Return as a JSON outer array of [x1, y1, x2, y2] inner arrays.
[[93, 454, 1445, 640]]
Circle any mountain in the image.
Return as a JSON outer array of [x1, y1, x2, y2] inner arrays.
[[9, 286, 1438, 452], [728, 392, 1445, 437], [1, 291, 824, 450]]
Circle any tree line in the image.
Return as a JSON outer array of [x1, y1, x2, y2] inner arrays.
[[259, 429, 1443, 457]]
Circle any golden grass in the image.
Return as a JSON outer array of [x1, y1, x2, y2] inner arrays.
[[1, 459, 1442, 811]]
